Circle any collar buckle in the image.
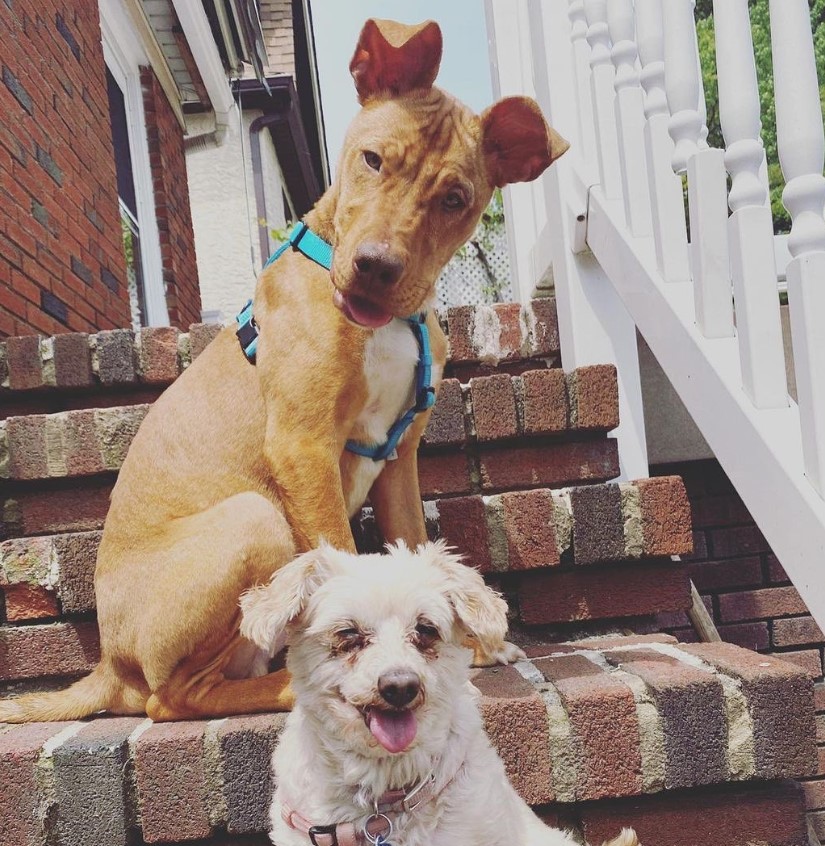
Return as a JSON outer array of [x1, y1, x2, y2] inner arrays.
[[308, 824, 339, 846], [400, 774, 433, 813]]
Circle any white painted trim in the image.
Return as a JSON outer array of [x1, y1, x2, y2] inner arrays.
[[532, 0, 650, 482], [99, 0, 170, 327], [122, 0, 186, 130], [587, 185, 825, 631], [171, 0, 235, 140], [301, 0, 331, 188]]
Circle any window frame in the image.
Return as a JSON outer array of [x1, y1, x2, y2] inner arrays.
[[99, 0, 169, 327]]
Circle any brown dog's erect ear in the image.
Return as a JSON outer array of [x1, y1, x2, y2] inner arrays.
[[350, 18, 443, 103], [239, 546, 337, 656], [480, 96, 570, 188], [422, 541, 509, 657]]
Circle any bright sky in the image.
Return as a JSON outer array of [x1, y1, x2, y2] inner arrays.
[[309, 0, 493, 175]]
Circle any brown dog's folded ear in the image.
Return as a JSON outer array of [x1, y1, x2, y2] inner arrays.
[[239, 546, 337, 656], [422, 541, 509, 657], [481, 96, 570, 187], [350, 18, 442, 103]]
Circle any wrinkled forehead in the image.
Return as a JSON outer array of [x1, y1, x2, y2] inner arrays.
[[305, 560, 455, 632], [344, 88, 486, 182]]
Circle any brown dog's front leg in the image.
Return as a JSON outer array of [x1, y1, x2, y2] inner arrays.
[[370, 429, 428, 548], [266, 436, 357, 552], [255, 306, 362, 554]]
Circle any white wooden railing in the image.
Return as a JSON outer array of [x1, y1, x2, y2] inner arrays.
[[485, 0, 825, 632]]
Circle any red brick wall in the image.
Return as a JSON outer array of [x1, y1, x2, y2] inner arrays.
[[654, 459, 824, 677], [0, 2, 131, 337], [653, 459, 825, 834], [140, 67, 200, 328]]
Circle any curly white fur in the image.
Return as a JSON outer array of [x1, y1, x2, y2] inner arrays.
[[241, 542, 639, 846]]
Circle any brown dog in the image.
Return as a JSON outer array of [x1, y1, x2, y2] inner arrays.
[[0, 19, 568, 723]]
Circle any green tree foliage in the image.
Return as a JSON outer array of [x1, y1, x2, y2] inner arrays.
[[696, 0, 825, 233]]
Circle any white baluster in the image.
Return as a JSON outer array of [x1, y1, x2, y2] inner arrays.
[[671, 0, 731, 342], [636, 0, 690, 282], [636, 0, 667, 119], [568, 0, 599, 179], [717, 0, 768, 216], [663, 0, 703, 173], [771, 0, 825, 493], [584, 0, 623, 200], [714, 0, 787, 409], [693, 32, 709, 149], [608, 0, 652, 236]]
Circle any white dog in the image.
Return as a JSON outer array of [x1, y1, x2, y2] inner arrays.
[[240, 541, 639, 846]]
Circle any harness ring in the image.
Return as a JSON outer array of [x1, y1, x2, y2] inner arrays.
[[363, 812, 393, 844]]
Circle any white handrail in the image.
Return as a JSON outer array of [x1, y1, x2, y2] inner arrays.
[[487, 0, 825, 631]]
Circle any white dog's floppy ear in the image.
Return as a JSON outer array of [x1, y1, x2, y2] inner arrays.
[[423, 540, 509, 656], [239, 546, 337, 656]]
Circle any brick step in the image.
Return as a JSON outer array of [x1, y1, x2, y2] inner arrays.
[[0, 636, 814, 846], [0, 476, 692, 681], [0, 300, 561, 417], [0, 363, 617, 485], [0, 438, 619, 540], [0, 434, 621, 541], [3, 477, 691, 614]]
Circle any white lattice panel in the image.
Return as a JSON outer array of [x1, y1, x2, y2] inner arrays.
[[435, 229, 513, 307]]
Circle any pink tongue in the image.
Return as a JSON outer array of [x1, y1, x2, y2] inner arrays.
[[333, 290, 393, 328], [367, 709, 417, 753]]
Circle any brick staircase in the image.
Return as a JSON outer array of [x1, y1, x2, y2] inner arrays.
[[0, 301, 817, 846]]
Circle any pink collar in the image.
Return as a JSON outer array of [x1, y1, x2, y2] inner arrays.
[[282, 766, 459, 846]]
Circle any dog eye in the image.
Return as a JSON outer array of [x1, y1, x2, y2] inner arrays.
[[335, 627, 365, 653], [442, 189, 467, 211], [414, 622, 440, 648], [363, 150, 382, 172]]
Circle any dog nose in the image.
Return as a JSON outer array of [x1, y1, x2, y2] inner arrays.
[[378, 669, 421, 708], [352, 242, 404, 287]]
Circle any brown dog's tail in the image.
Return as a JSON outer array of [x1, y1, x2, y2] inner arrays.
[[0, 664, 118, 723]]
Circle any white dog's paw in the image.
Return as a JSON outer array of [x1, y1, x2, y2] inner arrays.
[[601, 829, 640, 846], [472, 639, 526, 667]]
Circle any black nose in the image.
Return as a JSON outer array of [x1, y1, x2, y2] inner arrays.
[[378, 669, 421, 708], [352, 242, 404, 287]]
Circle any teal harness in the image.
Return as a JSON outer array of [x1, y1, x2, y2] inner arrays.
[[236, 221, 435, 462]]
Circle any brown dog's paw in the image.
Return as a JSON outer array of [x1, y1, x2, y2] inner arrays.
[[466, 636, 526, 667], [602, 829, 640, 846]]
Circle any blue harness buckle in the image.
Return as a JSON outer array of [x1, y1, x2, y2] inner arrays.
[[417, 385, 436, 412], [235, 299, 259, 363]]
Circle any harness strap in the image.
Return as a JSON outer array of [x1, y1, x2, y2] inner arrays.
[[282, 771, 444, 846], [236, 221, 435, 460], [264, 220, 334, 271], [344, 313, 436, 462], [281, 805, 387, 846], [236, 222, 333, 363]]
